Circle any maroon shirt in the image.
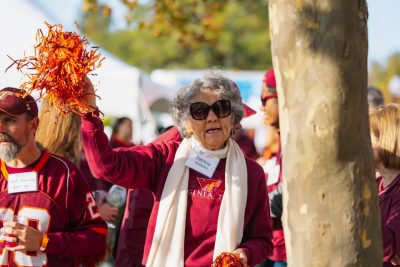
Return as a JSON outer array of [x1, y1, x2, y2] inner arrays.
[[81, 114, 273, 266], [378, 175, 400, 266], [0, 151, 107, 267]]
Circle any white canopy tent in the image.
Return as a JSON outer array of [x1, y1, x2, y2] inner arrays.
[[0, 0, 158, 143]]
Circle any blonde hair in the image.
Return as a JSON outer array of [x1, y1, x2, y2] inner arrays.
[[369, 103, 400, 169], [36, 101, 82, 166]]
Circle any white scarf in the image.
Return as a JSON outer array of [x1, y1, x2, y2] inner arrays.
[[146, 137, 248, 267]]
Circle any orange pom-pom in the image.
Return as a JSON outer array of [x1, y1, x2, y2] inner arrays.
[[211, 252, 246, 267], [7, 21, 104, 115]]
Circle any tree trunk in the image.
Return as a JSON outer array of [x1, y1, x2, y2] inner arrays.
[[269, 1, 382, 266]]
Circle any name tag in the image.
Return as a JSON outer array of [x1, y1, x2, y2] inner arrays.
[[185, 150, 220, 178], [8, 172, 38, 194]]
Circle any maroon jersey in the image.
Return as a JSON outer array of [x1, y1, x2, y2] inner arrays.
[[0, 151, 107, 267]]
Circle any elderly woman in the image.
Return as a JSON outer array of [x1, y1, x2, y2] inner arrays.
[[80, 73, 273, 267], [370, 104, 400, 266]]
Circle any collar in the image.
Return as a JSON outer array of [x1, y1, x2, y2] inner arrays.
[[0, 150, 51, 181], [189, 137, 229, 159]]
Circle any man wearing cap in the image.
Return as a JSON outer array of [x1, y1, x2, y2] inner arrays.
[[258, 69, 287, 267], [0, 87, 107, 267]]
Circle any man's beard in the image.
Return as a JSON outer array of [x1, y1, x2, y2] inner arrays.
[[0, 134, 22, 161]]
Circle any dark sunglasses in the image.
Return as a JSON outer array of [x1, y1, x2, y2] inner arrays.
[[260, 94, 278, 106], [189, 100, 231, 120]]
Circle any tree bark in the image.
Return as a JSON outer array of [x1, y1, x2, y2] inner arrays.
[[269, 1, 382, 266]]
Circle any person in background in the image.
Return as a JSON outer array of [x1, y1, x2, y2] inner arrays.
[[0, 87, 107, 266], [368, 86, 385, 112], [115, 126, 181, 267], [81, 73, 272, 266], [115, 188, 154, 267], [36, 101, 116, 266], [257, 126, 280, 167], [110, 117, 155, 267], [110, 117, 135, 148], [369, 104, 400, 266], [36, 102, 82, 166], [36, 101, 119, 223], [367, 86, 385, 179], [257, 69, 286, 267]]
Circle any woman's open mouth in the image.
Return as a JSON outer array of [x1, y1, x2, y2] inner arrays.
[[206, 128, 221, 134]]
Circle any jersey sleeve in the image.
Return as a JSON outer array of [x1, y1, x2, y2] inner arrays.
[[81, 112, 174, 191], [44, 164, 107, 265]]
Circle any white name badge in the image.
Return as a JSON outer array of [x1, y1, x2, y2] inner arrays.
[[8, 172, 38, 194], [185, 150, 220, 178]]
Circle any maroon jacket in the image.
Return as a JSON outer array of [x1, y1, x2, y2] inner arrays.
[[0, 151, 107, 267], [81, 114, 273, 266], [378, 175, 400, 266]]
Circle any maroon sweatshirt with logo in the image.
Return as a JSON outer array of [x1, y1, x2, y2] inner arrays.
[[81, 114, 273, 266]]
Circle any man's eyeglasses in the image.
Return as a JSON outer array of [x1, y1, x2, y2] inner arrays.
[[260, 94, 278, 106], [189, 100, 231, 120]]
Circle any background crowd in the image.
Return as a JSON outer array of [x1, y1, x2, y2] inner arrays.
[[0, 59, 398, 267]]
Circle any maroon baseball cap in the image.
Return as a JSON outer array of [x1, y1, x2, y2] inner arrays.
[[263, 69, 277, 93], [0, 87, 38, 117]]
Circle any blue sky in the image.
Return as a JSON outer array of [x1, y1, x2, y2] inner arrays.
[[368, 0, 400, 64], [28, 0, 400, 66]]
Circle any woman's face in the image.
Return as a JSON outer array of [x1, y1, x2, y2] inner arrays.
[[261, 84, 279, 128], [117, 119, 133, 142], [187, 89, 233, 150]]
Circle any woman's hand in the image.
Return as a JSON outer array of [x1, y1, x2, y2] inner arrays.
[[83, 76, 97, 110], [211, 250, 248, 267]]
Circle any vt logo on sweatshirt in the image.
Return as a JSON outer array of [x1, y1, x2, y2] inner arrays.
[[188, 177, 224, 200], [197, 178, 222, 192]]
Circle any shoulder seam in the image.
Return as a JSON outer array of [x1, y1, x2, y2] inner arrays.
[[48, 154, 71, 222]]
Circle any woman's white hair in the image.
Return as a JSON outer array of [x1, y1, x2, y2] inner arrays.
[[170, 72, 244, 137]]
